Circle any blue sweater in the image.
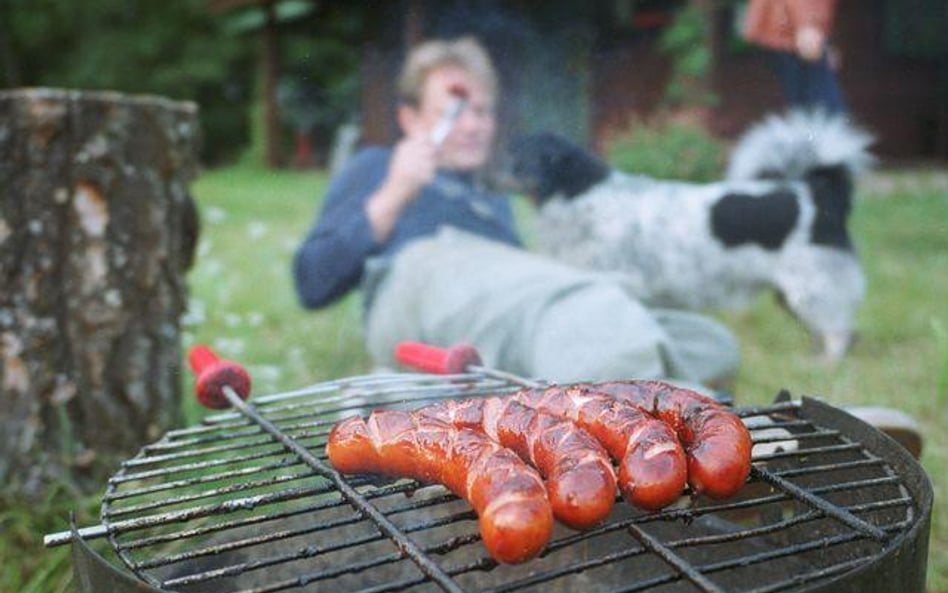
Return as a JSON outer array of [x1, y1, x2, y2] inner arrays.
[[293, 146, 522, 309]]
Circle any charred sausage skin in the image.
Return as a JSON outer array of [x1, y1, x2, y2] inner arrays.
[[512, 386, 689, 510], [417, 397, 617, 529], [326, 410, 553, 564], [590, 380, 753, 499]]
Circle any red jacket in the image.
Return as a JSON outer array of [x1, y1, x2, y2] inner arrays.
[[743, 0, 838, 52]]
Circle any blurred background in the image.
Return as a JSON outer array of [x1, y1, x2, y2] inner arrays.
[[1, 1, 946, 591], [3, 0, 944, 170]]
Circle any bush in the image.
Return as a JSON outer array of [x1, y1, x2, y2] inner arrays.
[[3, 0, 255, 165], [658, 3, 716, 110], [605, 119, 727, 183]]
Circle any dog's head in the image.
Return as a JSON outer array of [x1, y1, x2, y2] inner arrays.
[[498, 132, 611, 206]]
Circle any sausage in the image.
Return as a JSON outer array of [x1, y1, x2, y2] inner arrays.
[[511, 386, 688, 511], [325, 410, 553, 564], [589, 380, 752, 499], [417, 397, 616, 529]]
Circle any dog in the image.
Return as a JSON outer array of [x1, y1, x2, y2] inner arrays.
[[503, 110, 874, 362]]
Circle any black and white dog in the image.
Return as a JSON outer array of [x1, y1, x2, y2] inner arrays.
[[503, 111, 874, 362]]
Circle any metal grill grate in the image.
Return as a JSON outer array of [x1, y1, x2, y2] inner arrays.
[[68, 372, 929, 593]]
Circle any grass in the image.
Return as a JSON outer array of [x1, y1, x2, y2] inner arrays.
[[1, 164, 945, 591], [178, 165, 372, 424], [0, 485, 97, 593]]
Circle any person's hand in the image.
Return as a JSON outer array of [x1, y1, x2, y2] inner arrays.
[[386, 134, 438, 199], [795, 25, 826, 62], [365, 134, 438, 242]]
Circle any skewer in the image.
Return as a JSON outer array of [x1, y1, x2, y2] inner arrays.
[[43, 343, 511, 549], [50, 347, 469, 592], [45, 524, 109, 548], [429, 83, 469, 146]]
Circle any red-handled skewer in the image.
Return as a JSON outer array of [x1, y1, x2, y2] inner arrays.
[[44, 347, 256, 549], [188, 345, 252, 409], [183, 344, 467, 591], [395, 341, 543, 388]]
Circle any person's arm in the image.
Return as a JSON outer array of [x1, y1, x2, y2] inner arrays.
[[293, 137, 439, 309], [293, 149, 390, 309], [365, 135, 438, 241]]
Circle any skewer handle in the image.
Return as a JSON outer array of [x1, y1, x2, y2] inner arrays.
[[395, 342, 482, 374], [188, 345, 251, 409]]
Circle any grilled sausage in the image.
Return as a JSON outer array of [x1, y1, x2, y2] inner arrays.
[[326, 410, 553, 564], [511, 386, 688, 511], [417, 397, 616, 529], [589, 380, 752, 499]]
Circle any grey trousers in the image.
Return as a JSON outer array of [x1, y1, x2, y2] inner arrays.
[[364, 228, 739, 387]]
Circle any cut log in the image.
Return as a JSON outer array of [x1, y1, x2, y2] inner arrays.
[[0, 88, 200, 497]]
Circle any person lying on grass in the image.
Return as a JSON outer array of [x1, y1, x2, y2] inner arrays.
[[292, 35, 738, 391]]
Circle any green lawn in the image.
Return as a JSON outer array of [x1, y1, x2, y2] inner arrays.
[[2, 165, 945, 592], [180, 166, 372, 423]]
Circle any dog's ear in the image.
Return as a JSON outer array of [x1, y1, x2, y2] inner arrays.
[[549, 136, 610, 200], [505, 133, 564, 204]]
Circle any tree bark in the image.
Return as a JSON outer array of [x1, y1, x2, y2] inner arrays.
[[0, 88, 200, 497]]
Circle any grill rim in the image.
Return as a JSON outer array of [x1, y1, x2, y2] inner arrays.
[[784, 397, 932, 593], [74, 375, 932, 593]]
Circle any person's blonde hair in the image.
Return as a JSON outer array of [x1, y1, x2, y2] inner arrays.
[[397, 36, 498, 105]]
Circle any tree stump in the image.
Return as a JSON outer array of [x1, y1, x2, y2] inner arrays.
[[0, 89, 200, 497]]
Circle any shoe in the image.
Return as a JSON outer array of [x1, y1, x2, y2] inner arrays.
[[844, 406, 923, 459]]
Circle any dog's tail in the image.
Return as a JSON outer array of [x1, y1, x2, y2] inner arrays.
[[726, 110, 874, 250], [725, 110, 874, 182]]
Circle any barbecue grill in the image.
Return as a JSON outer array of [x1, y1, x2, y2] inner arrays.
[[46, 353, 932, 593]]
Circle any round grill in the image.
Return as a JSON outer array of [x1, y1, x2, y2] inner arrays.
[[74, 371, 931, 593]]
